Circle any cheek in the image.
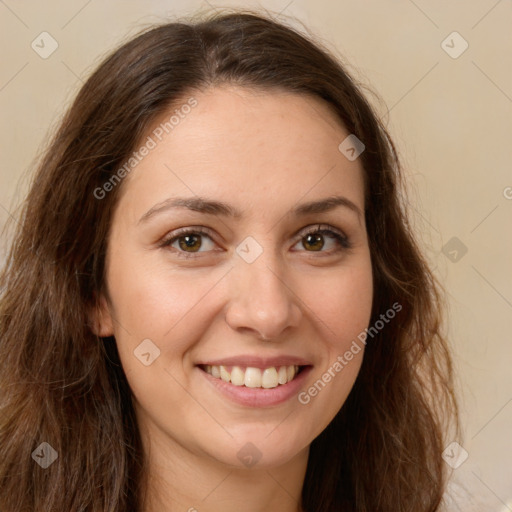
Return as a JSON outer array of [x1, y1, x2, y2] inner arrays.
[[107, 252, 220, 340], [306, 260, 373, 347], [294, 260, 372, 424]]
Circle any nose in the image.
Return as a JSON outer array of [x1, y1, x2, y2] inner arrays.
[[224, 251, 302, 341]]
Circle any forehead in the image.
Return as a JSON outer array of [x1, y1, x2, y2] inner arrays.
[[117, 85, 365, 222]]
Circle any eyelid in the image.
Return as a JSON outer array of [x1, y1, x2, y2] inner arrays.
[[295, 223, 347, 240], [159, 223, 351, 257], [292, 223, 352, 252], [158, 226, 218, 250], [165, 225, 217, 240]]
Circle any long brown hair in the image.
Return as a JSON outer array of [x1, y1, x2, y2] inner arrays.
[[0, 8, 459, 511]]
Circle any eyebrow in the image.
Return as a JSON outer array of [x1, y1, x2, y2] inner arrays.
[[138, 195, 363, 224]]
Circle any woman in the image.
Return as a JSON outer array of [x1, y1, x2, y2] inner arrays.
[[0, 9, 459, 511]]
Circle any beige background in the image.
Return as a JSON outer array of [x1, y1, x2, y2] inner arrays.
[[1, 0, 511, 509]]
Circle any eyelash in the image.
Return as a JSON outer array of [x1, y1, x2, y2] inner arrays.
[[159, 224, 352, 259]]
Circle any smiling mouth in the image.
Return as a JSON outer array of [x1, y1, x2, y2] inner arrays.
[[199, 364, 307, 389]]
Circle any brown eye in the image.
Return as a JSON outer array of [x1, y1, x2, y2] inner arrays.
[[293, 225, 351, 254], [177, 234, 203, 252], [302, 233, 325, 251], [160, 228, 217, 258]]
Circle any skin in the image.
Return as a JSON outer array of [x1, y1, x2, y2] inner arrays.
[[93, 85, 373, 512]]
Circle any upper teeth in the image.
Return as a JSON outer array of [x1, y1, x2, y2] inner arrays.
[[204, 365, 299, 388]]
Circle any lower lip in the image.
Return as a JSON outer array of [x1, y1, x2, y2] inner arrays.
[[198, 366, 313, 407]]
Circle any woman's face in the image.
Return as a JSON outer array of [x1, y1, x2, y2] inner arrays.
[[96, 85, 373, 470]]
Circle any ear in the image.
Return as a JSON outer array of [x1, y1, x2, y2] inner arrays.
[[88, 293, 115, 337]]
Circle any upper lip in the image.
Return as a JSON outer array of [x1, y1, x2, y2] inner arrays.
[[197, 355, 312, 368]]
